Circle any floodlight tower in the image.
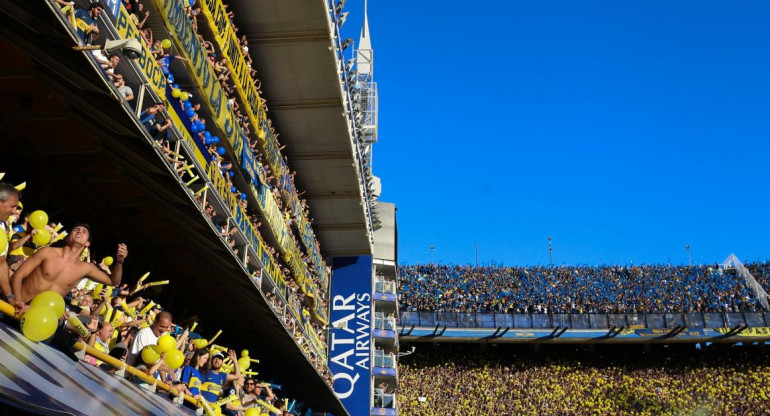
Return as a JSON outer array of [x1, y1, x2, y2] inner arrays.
[[355, 0, 378, 156]]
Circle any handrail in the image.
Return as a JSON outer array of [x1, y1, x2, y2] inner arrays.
[[398, 310, 770, 330], [0, 300, 199, 406]]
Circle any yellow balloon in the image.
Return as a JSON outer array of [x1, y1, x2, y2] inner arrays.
[[0, 231, 7, 256], [241, 349, 249, 358], [30, 291, 65, 317], [244, 409, 259, 416], [179, 92, 189, 101], [102, 256, 114, 266], [161, 39, 172, 49], [29, 210, 48, 230], [171, 89, 182, 98], [92, 283, 104, 298], [238, 357, 250, 371], [157, 334, 175, 353], [193, 339, 208, 349], [21, 307, 58, 342], [32, 230, 51, 246], [165, 349, 185, 369], [141, 345, 160, 364]]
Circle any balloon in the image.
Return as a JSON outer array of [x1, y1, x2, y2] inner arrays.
[[204, 138, 213, 145], [157, 334, 176, 353], [203, 131, 212, 139], [216, 147, 225, 156], [167, 74, 175, 83], [12, 225, 25, 234], [186, 109, 196, 118], [211, 136, 220, 144], [171, 89, 181, 98], [29, 291, 65, 317], [103, 256, 114, 266], [172, 83, 180, 89], [161, 39, 172, 49], [228, 171, 234, 178], [165, 349, 185, 369], [184, 102, 193, 111], [240, 194, 247, 200], [193, 338, 208, 349], [230, 187, 237, 193], [179, 92, 189, 101], [33, 230, 51, 246], [29, 210, 48, 230], [238, 357, 250, 371], [21, 307, 59, 342], [92, 283, 104, 297], [241, 349, 249, 358], [0, 232, 6, 256], [244, 409, 259, 416], [141, 345, 160, 364]]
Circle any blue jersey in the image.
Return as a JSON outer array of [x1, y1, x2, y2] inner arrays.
[[199, 370, 228, 402], [180, 366, 203, 396]]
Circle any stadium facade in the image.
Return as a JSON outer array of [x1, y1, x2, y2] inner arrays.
[[0, 0, 396, 415]]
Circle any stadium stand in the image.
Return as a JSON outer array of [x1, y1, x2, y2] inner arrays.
[[398, 343, 770, 416], [0, 0, 379, 412], [399, 263, 770, 314]]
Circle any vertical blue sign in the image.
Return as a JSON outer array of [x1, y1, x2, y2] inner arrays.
[[329, 256, 372, 416]]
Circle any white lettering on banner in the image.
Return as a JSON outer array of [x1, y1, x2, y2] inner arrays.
[[330, 292, 371, 399], [332, 372, 360, 400]]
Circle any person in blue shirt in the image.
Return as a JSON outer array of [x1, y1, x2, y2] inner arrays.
[[180, 348, 209, 399], [200, 349, 241, 403], [74, 2, 104, 45]]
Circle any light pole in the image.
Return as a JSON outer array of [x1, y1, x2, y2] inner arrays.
[[686, 244, 692, 266], [548, 237, 553, 267], [430, 244, 434, 265]]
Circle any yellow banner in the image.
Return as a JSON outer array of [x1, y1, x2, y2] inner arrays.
[[715, 327, 770, 337], [113, 4, 165, 96], [197, 0, 284, 181], [149, 0, 242, 151]]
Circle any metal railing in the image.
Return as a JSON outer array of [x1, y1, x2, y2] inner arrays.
[[375, 314, 397, 331], [374, 350, 396, 368], [374, 279, 397, 294], [399, 311, 770, 329]]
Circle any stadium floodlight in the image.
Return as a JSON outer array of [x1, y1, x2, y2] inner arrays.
[[341, 38, 353, 51], [345, 58, 355, 72], [338, 11, 349, 27], [335, 0, 347, 14], [72, 38, 143, 60]]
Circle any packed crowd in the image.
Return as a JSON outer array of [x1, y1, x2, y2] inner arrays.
[[399, 344, 770, 416], [0, 181, 319, 415], [64, 0, 331, 365], [399, 263, 770, 314]]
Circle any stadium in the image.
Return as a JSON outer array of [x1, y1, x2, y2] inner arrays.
[[0, 1, 768, 416]]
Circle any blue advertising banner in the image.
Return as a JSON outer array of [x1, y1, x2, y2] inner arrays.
[[329, 256, 372, 416]]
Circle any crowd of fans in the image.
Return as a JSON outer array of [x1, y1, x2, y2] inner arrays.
[[63, 0, 331, 369], [399, 344, 770, 416], [400, 263, 770, 314], [0, 180, 319, 415]]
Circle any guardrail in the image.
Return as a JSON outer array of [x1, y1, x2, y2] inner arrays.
[[399, 311, 770, 329]]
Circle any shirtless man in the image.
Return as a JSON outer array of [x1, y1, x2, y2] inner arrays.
[[9, 224, 127, 313]]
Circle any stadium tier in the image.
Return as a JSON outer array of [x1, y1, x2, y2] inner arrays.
[[399, 263, 769, 313], [0, 0, 395, 415], [398, 343, 770, 416]]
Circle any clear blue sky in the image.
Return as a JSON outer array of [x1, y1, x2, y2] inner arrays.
[[341, 1, 770, 267]]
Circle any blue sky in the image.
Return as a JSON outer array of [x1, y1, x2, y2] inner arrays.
[[340, 1, 770, 266]]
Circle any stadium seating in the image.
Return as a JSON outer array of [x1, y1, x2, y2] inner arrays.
[[400, 263, 770, 314], [398, 344, 770, 416]]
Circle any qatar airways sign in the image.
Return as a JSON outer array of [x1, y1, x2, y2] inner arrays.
[[329, 256, 372, 416]]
